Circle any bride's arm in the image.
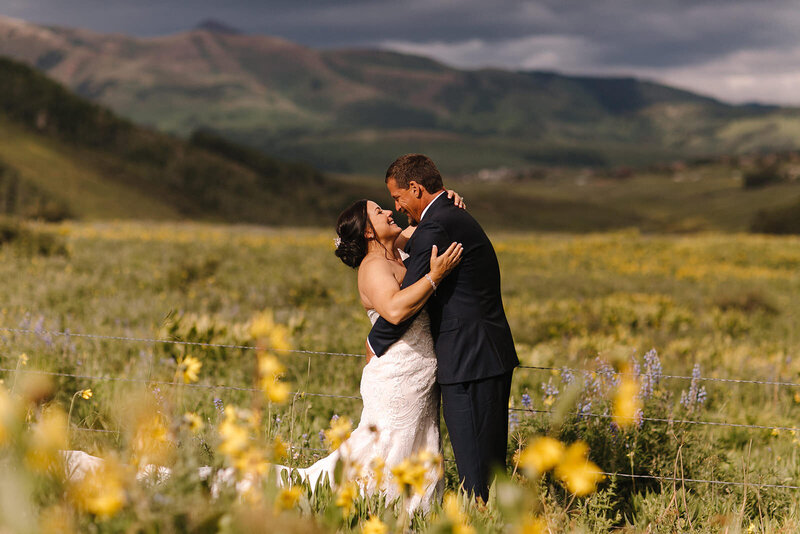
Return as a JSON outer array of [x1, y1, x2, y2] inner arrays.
[[358, 242, 463, 325]]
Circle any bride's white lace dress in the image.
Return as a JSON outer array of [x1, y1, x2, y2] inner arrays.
[[278, 309, 443, 512]]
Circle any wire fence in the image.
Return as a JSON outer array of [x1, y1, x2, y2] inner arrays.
[[5, 325, 799, 388], [3, 321, 800, 491]]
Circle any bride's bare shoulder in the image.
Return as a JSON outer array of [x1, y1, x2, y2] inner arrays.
[[357, 254, 391, 280]]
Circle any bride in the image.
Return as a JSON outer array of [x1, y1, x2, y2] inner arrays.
[[277, 195, 464, 512]]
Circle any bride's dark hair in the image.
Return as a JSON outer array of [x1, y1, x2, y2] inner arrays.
[[335, 199, 375, 268]]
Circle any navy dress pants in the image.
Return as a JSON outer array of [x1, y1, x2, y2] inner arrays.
[[440, 370, 514, 501]]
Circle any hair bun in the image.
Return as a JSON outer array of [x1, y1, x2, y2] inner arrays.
[[334, 199, 370, 268], [335, 238, 367, 268]]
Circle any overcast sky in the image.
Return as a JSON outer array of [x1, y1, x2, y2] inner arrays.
[[2, 0, 799, 105]]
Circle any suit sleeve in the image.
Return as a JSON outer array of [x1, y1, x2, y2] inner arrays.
[[367, 223, 451, 357]]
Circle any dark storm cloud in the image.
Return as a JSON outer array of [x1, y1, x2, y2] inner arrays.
[[2, 0, 799, 103]]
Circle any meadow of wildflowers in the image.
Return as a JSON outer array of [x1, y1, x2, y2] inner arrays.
[[1, 220, 800, 532]]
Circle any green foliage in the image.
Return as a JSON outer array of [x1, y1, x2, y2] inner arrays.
[[0, 217, 68, 256], [743, 165, 784, 189], [0, 160, 71, 221], [0, 56, 365, 226], [751, 196, 800, 234]]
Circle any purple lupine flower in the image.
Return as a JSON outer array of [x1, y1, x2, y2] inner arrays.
[[318, 430, 326, 445], [521, 393, 532, 409], [680, 363, 706, 411], [213, 398, 224, 414], [509, 410, 519, 431], [560, 367, 575, 385]]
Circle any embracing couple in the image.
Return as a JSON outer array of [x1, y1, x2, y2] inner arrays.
[[285, 154, 519, 511]]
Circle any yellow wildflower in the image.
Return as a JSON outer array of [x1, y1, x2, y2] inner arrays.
[[182, 412, 204, 433], [233, 446, 270, 477], [324, 416, 353, 451], [130, 413, 172, 467], [176, 356, 202, 383], [250, 310, 276, 340], [517, 516, 547, 534], [218, 408, 250, 457], [272, 435, 288, 461], [554, 441, 604, 496], [275, 486, 302, 512], [391, 451, 435, 496], [70, 457, 127, 519], [794, 392, 800, 404], [370, 456, 385, 488], [18, 353, 28, 366], [518, 436, 565, 476], [265, 378, 290, 404], [26, 408, 68, 473], [613, 377, 641, 428], [335, 481, 359, 517], [443, 493, 475, 534], [258, 353, 286, 377], [362, 515, 388, 534], [772, 428, 780, 437], [80, 389, 93, 400]]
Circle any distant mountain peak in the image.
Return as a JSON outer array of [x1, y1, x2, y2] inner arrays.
[[194, 19, 242, 35]]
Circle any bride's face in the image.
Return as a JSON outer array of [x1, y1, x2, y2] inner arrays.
[[366, 200, 402, 241]]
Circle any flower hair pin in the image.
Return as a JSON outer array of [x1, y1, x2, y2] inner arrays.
[[334, 237, 342, 248]]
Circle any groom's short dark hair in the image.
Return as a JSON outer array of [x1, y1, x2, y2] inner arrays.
[[385, 154, 444, 193]]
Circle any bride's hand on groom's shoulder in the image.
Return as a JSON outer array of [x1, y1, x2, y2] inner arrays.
[[446, 189, 466, 209]]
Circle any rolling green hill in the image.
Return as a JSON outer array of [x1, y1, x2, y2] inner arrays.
[[0, 56, 357, 225], [2, 15, 800, 175]]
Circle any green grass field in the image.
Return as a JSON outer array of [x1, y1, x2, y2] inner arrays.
[[2, 220, 800, 532]]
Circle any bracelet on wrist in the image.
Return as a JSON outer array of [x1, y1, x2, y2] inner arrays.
[[425, 273, 438, 290]]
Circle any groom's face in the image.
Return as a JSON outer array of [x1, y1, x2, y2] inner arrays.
[[387, 177, 421, 226]]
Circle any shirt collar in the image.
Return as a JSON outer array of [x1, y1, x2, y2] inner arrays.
[[419, 191, 446, 222]]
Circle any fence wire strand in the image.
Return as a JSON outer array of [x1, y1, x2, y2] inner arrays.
[[5, 324, 800, 388]]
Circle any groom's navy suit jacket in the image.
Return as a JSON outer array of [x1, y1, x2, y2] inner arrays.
[[367, 193, 519, 384]]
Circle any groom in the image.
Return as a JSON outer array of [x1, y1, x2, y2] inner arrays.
[[367, 154, 519, 501]]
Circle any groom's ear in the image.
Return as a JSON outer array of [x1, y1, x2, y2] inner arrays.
[[408, 181, 424, 198]]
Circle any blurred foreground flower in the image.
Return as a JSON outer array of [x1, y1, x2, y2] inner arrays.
[[362, 515, 388, 534], [324, 415, 353, 451], [130, 413, 173, 468], [613, 376, 641, 428], [258, 353, 290, 403], [443, 493, 475, 534], [335, 480, 359, 517], [70, 456, 128, 519], [391, 449, 443, 497], [250, 310, 291, 352], [182, 412, 204, 433], [519, 437, 564, 477], [26, 407, 68, 473], [176, 356, 202, 383], [275, 486, 302, 512], [517, 516, 547, 534], [554, 441, 604, 496]]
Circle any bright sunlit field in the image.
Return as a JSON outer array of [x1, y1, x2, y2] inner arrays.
[[2, 220, 800, 533]]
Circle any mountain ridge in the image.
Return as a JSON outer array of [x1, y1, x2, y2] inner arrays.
[[1, 15, 799, 174]]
